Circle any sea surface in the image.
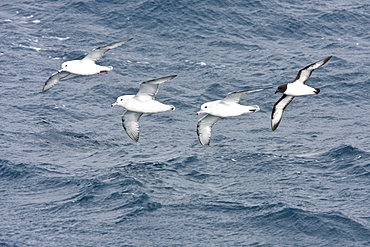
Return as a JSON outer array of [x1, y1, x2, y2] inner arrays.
[[1, 0, 370, 246]]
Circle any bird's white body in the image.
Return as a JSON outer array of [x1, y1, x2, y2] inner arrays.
[[199, 100, 259, 117], [283, 83, 318, 96], [114, 95, 175, 113], [61, 60, 113, 75]]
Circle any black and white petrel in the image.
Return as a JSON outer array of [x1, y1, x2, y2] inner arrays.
[[197, 87, 272, 145], [271, 56, 332, 131], [42, 38, 133, 92]]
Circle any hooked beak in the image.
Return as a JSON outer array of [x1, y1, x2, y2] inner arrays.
[[111, 102, 118, 107], [196, 110, 204, 115]]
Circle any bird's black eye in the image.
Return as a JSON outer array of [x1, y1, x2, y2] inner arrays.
[[204, 106, 208, 108], [120, 99, 123, 101]]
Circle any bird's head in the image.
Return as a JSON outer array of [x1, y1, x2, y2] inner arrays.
[[61, 61, 70, 69], [197, 102, 213, 115], [275, 84, 287, 94], [111, 95, 130, 107], [61, 60, 82, 71]]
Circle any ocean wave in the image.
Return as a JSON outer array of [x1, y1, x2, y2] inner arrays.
[[323, 145, 369, 160], [42, 35, 70, 41], [0, 159, 65, 180], [256, 207, 370, 245], [318, 145, 370, 177], [0, 159, 31, 179], [33, 166, 165, 225]]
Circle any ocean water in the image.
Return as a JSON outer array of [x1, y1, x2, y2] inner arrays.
[[1, 0, 370, 246]]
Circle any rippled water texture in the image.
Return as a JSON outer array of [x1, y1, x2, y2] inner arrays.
[[1, 0, 370, 246]]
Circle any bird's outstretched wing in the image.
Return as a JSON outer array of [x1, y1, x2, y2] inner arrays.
[[221, 87, 273, 104], [42, 70, 70, 92], [292, 56, 332, 85], [122, 110, 143, 142], [135, 75, 177, 101], [82, 38, 134, 62], [197, 114, 222, 145], [271, 94, 295, 131]]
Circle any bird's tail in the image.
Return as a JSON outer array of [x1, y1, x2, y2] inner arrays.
[[250, 105, 260, 112]]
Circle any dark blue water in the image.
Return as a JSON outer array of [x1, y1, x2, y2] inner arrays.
[[1, 0, 370, 246]]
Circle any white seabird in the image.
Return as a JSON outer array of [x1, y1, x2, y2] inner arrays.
[[42, 38, 133, 92], [111, 75, 177, 142], [196, 87, 272, 145], [271, 56, 332, 131]]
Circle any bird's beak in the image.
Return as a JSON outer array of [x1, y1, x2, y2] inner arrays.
[[275, 89, 279, 94], [111, 102, 118, 107], [196, 110, 204, 115]]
